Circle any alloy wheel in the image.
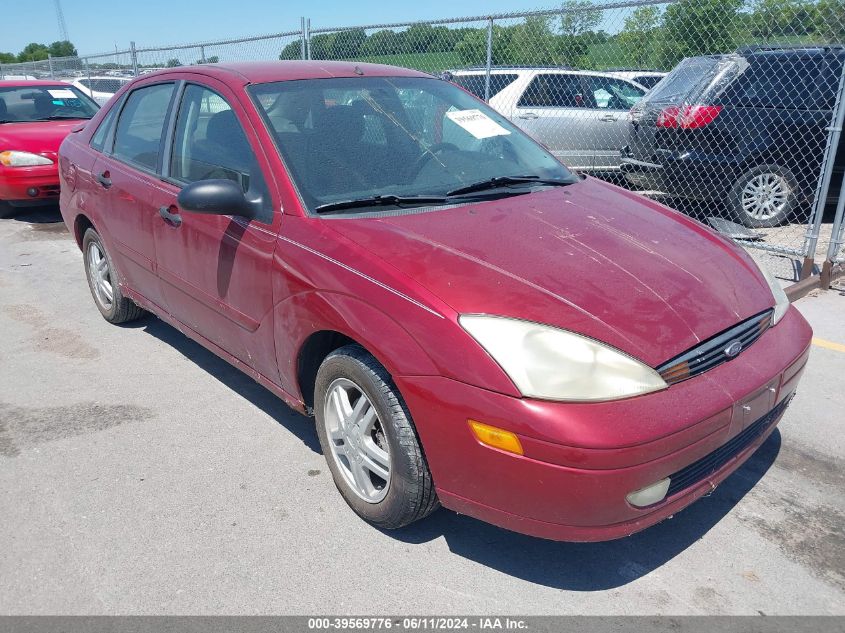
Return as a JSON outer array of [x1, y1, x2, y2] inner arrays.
[[741, 172, 790, 221], [323, 377, 391, 503], [87, 241, 114, 310]]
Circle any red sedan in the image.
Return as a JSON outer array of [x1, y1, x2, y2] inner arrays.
[[57, 62, 811, 541], [0, 80, 98, 216]]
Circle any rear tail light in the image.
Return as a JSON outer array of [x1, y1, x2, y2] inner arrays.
[[656, 104, 722, 129]]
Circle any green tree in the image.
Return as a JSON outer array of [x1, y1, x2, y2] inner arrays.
[[0, 52, 16, 63], [329, 28, 366, 58], [18, 42, 50, 62], [507, 16, 569, 66], [560, 0, 602, 37], [813, 0, 845, 42], [455, 25, 513, 66], [165, 58, 181, 67], [660, 0, 743, 68], [618, 6, 662, 68], [279, 40, 302, 60], [361, 29, 402, 56], [751, 0, 806, 40], [196, 55, 220, 64], [47, 40, 77, 57]]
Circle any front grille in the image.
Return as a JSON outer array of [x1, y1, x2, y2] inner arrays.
[[657, 309, 773, 385], [665, 396, 790, 498]]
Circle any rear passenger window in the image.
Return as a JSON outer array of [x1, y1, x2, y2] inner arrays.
[[725, 57, 821, 109], [90, 101, 120, 152], [169, 84, 255, 191], [113, 83, 175, 171], [518, 74, 588, 108]]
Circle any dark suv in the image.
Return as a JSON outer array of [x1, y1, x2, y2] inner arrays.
[[621, 45, 845, 227]]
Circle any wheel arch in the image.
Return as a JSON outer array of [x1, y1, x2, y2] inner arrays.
[[274, 292, 442, 414]]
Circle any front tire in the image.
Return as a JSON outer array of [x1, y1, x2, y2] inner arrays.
[[728, 164, 798, 228], [82, 227, 145, 324], [314, 345, 438, 529]]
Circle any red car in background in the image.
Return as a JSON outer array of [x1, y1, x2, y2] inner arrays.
[[0, 80, 98, 216], [58, 62, 811, 541]]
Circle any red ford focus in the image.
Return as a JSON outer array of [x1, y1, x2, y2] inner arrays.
[[58, 62, 811, 541], [0, 80, 98, 216]]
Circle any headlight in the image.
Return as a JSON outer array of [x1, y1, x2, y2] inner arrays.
[[459, 315, 667, 402], [755, 261, 790, 325], [0, 151, 54, 167]]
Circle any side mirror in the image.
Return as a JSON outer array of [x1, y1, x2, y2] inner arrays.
[[177, 179, 258, 219]]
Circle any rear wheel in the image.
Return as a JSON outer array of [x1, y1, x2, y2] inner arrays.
[[314, 345, 438, 529], [82, 227, 145, 324], [728, 164, 798, 228]]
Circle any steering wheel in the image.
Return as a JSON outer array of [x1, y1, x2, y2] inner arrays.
[[409, 142, 459, 177]]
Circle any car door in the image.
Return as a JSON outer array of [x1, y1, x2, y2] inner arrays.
[[584, 75, 645, 170], [510, 72, 597, 171], [151, 78, 283, 382], [94, 81, 178, 309]]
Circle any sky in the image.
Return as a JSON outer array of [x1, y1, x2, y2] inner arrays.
[[0, 0, 592, 56]]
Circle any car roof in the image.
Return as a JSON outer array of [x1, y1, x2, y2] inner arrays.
[[136, 61, 432, 84], [0, 79, 74, 88]]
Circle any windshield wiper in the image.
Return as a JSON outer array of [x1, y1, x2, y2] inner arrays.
[[446, 175, 574, 197], [39, 115, 92, 121], [314, 194, 448, 214]]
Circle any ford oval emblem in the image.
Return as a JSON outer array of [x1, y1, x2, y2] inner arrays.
[[724, 340, 743, 358]]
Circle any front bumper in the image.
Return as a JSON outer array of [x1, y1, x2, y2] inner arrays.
[[0, 164, 60, 205], [396, 307, 811, 541]]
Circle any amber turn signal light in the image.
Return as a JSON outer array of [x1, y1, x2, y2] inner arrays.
[[468, 420, 524, 455]]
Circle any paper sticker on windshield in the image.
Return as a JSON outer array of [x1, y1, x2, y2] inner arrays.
[[48, 89, 76, 99], [445, 109, 510, 139]]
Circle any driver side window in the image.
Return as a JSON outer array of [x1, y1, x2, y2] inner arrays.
[[169, 84, 255, 191]]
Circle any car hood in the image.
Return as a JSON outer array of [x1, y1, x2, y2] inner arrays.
[[0, 120, 84, 156], [330, 178, 775, 367]]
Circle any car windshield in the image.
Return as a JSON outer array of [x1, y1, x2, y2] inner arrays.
[[0, 85, 99, 123], [250, 76, 575, 212]]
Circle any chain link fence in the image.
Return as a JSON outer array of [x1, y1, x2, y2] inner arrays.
[[1, 0, 844, 287]]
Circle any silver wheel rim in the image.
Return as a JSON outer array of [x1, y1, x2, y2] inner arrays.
[[87, 241, 114, 310], [741, 172, 790, 221], [323, 378, 391, 503]]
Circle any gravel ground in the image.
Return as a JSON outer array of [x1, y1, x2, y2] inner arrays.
[[0, 207, 843, 615]]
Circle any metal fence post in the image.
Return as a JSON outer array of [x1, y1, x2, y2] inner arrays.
[[130, 41, 139, 76], [47, 53, 55, 78], [306, 19, 312, 60], [823, 174, 845, 285], [801, 57, 845, 278], [0, 64, 4, 80], [200, 45, 206, 64], [300, 17, 307, 60], [484, 18, 493, 102], [84, 57, 92, 95]]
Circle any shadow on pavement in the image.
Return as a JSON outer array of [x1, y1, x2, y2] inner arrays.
[[135, 315, 321, 455], [389, 430, 781, 591], [4, 204, 64, 225]]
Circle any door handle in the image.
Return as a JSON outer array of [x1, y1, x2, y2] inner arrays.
[[599, 113, 617, 122], [159, 205, 182, 227], [517, 112, 539, 120], [96, 171, 112, 189]]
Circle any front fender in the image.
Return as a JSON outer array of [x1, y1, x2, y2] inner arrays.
[[272, 290, 441, 400]]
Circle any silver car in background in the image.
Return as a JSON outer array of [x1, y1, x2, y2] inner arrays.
[[449, 67, 648, 171], [70, 76, 131, 106]]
